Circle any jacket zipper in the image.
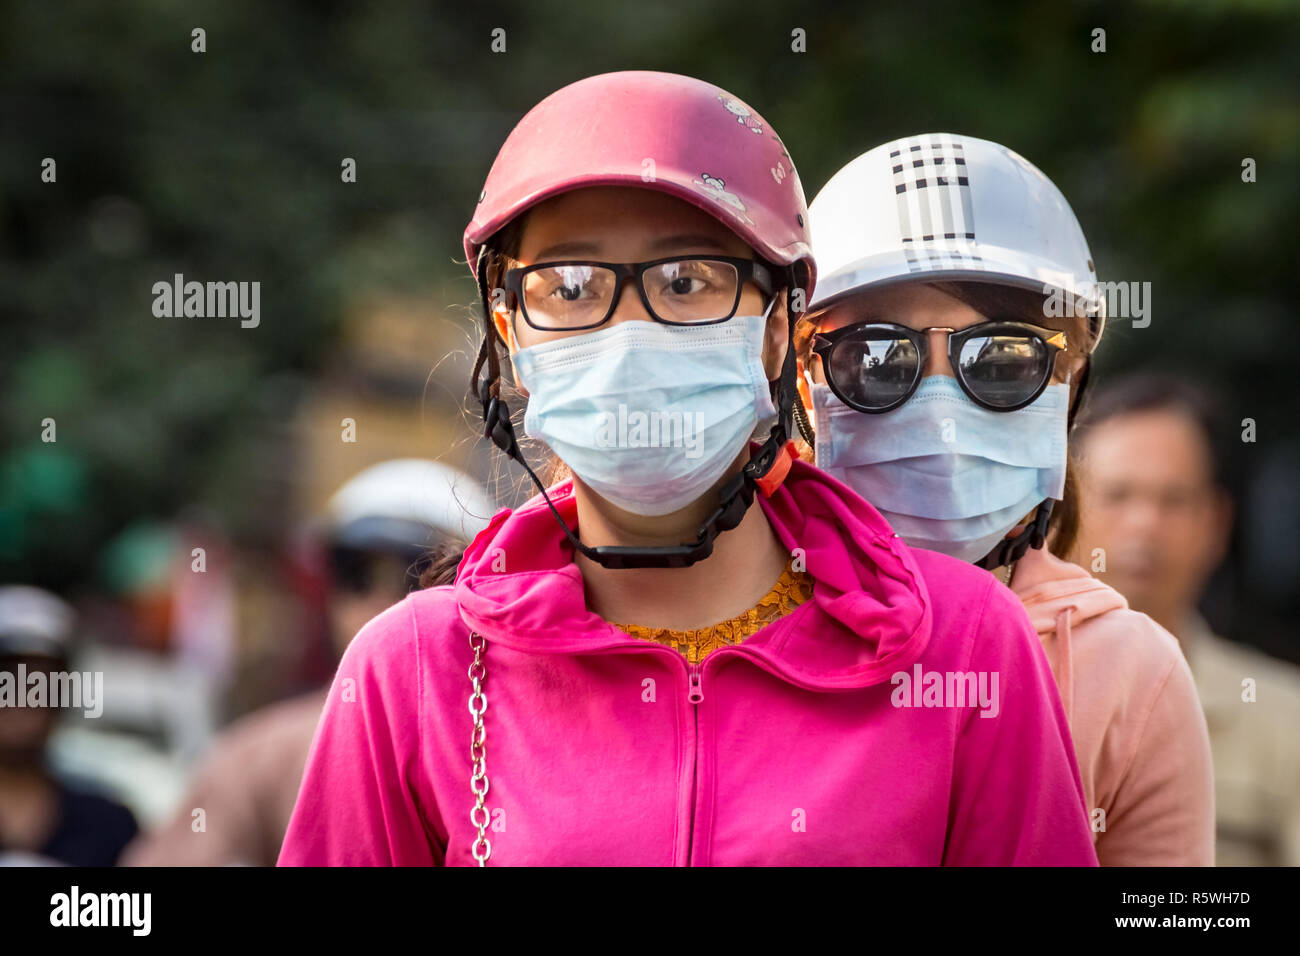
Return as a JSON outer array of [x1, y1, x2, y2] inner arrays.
[[687, 663, 704, 704], [684, 660, 703, 865]]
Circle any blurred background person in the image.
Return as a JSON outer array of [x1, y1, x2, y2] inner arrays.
[[122, 459, 492, 866], [0, 586, 138, 865], [1073, 372, 1300, 865]]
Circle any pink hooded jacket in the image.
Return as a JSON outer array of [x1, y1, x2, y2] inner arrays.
[[278, 460, 1098, 866], [1011, 546, 1215, 865]]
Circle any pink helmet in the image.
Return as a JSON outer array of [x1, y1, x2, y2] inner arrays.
[[463, 70, 816, 298]]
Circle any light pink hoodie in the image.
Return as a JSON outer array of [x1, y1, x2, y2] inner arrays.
[[279, 459, 1098, 866], [1012, 546, 1215, 865]]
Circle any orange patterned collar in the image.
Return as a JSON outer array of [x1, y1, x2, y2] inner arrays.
[[610, 562, 814, 665]]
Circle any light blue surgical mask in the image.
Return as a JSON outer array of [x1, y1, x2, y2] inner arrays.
[[810, 375, 1069, 564], [512, 307, 776, 516]]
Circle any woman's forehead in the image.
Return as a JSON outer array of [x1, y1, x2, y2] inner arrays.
[[516, 186, 753, 262], [815, 283, 984, 331]]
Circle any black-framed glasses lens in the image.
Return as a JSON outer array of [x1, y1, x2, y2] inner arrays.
[[520, 259, 741, 329]]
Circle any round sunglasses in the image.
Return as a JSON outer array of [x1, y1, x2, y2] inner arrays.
[[811, 320, 1068, 413]]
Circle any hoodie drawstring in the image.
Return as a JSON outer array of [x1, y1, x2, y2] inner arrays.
[[1054, 606, 1076, 727]]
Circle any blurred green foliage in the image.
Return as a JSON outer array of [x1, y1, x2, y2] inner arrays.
[[1, 1, 1297, 633]]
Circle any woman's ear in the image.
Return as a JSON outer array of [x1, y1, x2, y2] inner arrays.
[[492, 301, 515, 353], [763, 291, 790, 380], [490, 302, 529, 396], [1071, 351, 1090, 381], [1063, 353, 1090, 407]]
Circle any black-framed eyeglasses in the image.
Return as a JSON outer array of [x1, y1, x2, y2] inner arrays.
[[812, 320, 1068, 413], [503, 255, 774, 332]]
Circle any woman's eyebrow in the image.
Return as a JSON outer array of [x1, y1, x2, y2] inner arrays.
[[531, 233, 734, 261], [531, 240, 603, 259], [645, 233, 733, 254], [823, 311, 881, 330]]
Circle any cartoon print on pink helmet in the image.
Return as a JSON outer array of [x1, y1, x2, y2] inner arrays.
[[716, 94, 764, 134], [692, 173, 755, 225]]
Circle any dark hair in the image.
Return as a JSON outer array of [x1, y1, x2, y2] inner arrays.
[[421, 218, 538, 590], [418, 539, 467, 589], [1073, 371, 1232, 492], [794, 279, 1090, 560]]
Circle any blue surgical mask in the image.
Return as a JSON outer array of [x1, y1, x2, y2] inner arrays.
[[512, 307, 776, 516], [810, 375, 1069, 564]]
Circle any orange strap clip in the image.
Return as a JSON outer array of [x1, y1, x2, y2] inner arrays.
[[755, 440, 800, 498]]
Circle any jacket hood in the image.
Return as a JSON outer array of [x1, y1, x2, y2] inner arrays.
[[453, 455, 933, 690], [1011, 544, 1126, 634]]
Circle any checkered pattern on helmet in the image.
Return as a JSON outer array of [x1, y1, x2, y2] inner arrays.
[[890, 135, 984, 274]]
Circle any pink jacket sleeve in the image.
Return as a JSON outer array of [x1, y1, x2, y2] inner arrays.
[[278, 599, 444, 866], [942, 580, 1099, 866]]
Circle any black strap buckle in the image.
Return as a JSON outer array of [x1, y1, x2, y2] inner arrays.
[[481, 394, 518, 456], [977, 499, 1056, 571]]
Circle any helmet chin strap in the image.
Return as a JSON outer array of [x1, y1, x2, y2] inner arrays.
[[793, 392, 816, 447], [471, 254, 800, 570], [975, 499, 1056, 571]]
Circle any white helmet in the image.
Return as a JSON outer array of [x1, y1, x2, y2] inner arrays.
[[0, 585, 76, 659], [327, 459, 495, 552], [808, 133, 1105, 351]]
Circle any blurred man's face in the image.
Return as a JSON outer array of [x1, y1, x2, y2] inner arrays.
[[1075, 409, 1231, 622], [0, 655, 60, 767]]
